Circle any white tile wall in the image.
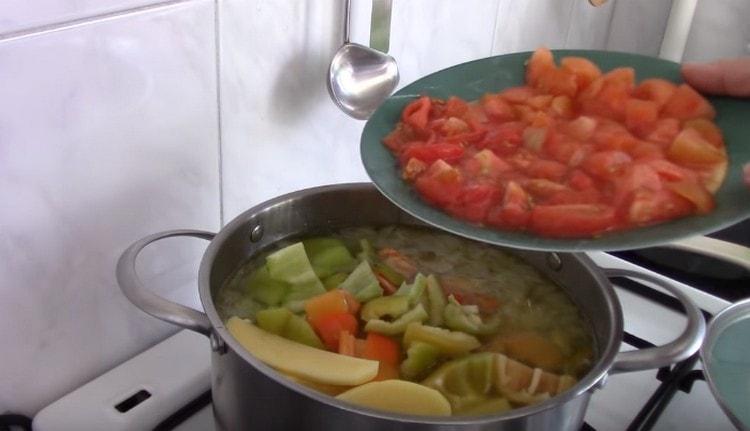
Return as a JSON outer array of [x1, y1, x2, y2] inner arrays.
[[0, 0, 163, 35], [0, 0, 220, 416]]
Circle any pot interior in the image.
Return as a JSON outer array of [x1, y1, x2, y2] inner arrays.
[[200, 183, 622, 410]]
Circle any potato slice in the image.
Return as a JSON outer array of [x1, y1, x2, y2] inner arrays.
[[226, 317, 378, 386], [336, 380, 452, 416]]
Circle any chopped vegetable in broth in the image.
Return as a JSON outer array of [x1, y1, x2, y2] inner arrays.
[[217, 225, 595, 416]]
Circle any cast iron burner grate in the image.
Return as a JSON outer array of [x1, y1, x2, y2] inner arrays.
[[153, 277, 713, 431]]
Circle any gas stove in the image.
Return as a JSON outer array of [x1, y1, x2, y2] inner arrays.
[[30, 234, 749, 431]]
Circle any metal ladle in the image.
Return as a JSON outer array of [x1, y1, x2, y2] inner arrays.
[[327, 0, 399, 120]]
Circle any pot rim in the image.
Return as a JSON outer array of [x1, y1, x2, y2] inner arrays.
[[198, 182, 624, 424]]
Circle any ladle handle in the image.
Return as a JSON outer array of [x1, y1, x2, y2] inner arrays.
[[605, 268, 706, 374], [370, 0, 393, 53], [116, 230, 215, 336], [343, 0, 351, 44]]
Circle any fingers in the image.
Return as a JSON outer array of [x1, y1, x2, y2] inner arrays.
[[682, 58, 750, 97]]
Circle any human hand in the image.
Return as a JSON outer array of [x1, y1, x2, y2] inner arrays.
[[682, 57, 750, 98]]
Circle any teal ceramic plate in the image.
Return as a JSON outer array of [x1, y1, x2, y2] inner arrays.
[[700, 298, 750, 430], [361, 50, 750, 252]]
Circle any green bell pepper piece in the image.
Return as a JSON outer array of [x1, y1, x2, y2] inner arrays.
[[255, 307, 324, 349], [395, 273, 427, 305], [426, 275, 447, 326], [421, 353, 497, 414], [242, 265, 289, 306], [364, 304, 428, 335], [357, 238, 376, 263], [443, 296, 501, 335], [400, 341, 440, 381], [322, 272, 349, 290], [360, 295, 410, 321], [403, 322, 480, 357], [303, 237, 356, 279], [339, 260, 383, 302], [266, 242, 326, 309]]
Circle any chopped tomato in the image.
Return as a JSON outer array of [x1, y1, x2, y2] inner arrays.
[[582, 150, 633, 179], [481, 94, 515, 121], [414, 160, 464, 206], [526, 47, 555, 86], [666, 180, 715, 214], [536, 67, 578, 98], [448, 183, 502, 223], [310, 312, 359, 351], [633, 78, 676, 107], [662, 84, 716, 120], [486, 181, 531, 230], [626, 189, 693, 225], [625, 99, 659, 133], [402, 96, 432, 129], [400, 142, 464, 165], [362, 333, 401, 366], [526, 159, 568, 181], [560, 56, 602, 90], [384, 49, 726, 238], [500, 86, 536, 103], [529, 204, 617, 237], [644, 118, 680, 144], [443, 96, 470, 118], [305, 289, 360, 323], [667, 128, 726, 165], [683, 118, 723, 147]]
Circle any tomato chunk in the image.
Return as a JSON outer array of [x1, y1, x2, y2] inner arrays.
[[530, 204, 616, 237], [667, 128, 726, 165], [560, 56, 602, 90], [486, 181, 531, 230], [662, 84, 716, 120], [401, 142, 464, 165], [633, 78, 676, 107], [305, 290, 360, 323], [414, 160, 464, 206], [526, 47, 555, 86], [310, 312, 359, 351], [402, 96, 432, 129]]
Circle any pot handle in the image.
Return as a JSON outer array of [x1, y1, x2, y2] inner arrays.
[[604, 268, 706, 374], [116, 230, 216, 337]]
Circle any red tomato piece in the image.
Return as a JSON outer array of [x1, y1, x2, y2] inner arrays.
[[629, 140, 664, 160], [662, 84, 716, 120], [665, 180, 715, 214], [444, 96, 470, 118], [549, 95, 574, 118], [400, 142, 464, 165], [462, 149, 513, 179], [500, 86, 537, 103], [524, 179, 568, 199], [305, 289, 360, 324], [561, 116, 597, 141], [536, 67, 578, 98], [448, 183, 502, 223], [633, 78, 677, 107], [486, 181, 531, 230], [310, 312, 359, 351], [667, 128, 726, 165], [526, 159, 568, 181], [402, 96, 432, 129], [526, 47, 555, 86], [683, 118, 724, 147], [626, 189, 694, 225], [647, 159, 694, 182], [414, 160, 464, 206], [529, 204, 617, 237], [481, 94, 516, 121], [568, 170, 595, 191], [480, 121, 526, 155], [560, 56, 602, 90], [625, 99, 660, 133], [644, 118, 680, 144], [602, 67, 636, 89], [582, 150, 633, 179], [362, 333, 401, 366], [546, 188, 602, 205], [440, 117, 471, 136]]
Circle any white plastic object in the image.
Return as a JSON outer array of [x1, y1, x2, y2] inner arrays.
[[659, 0, 699, 62], [33, 330, 211, 431]]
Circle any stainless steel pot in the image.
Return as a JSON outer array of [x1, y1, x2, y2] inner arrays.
[[117, 183, 705, 430]]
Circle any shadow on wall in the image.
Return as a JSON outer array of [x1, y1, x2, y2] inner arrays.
[[268, 0, 343, 124]]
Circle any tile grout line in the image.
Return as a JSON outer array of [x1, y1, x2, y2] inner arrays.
[[489, 0, 503, 55], [213, 0, 225, 228], [0, 0, 198, 43]]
